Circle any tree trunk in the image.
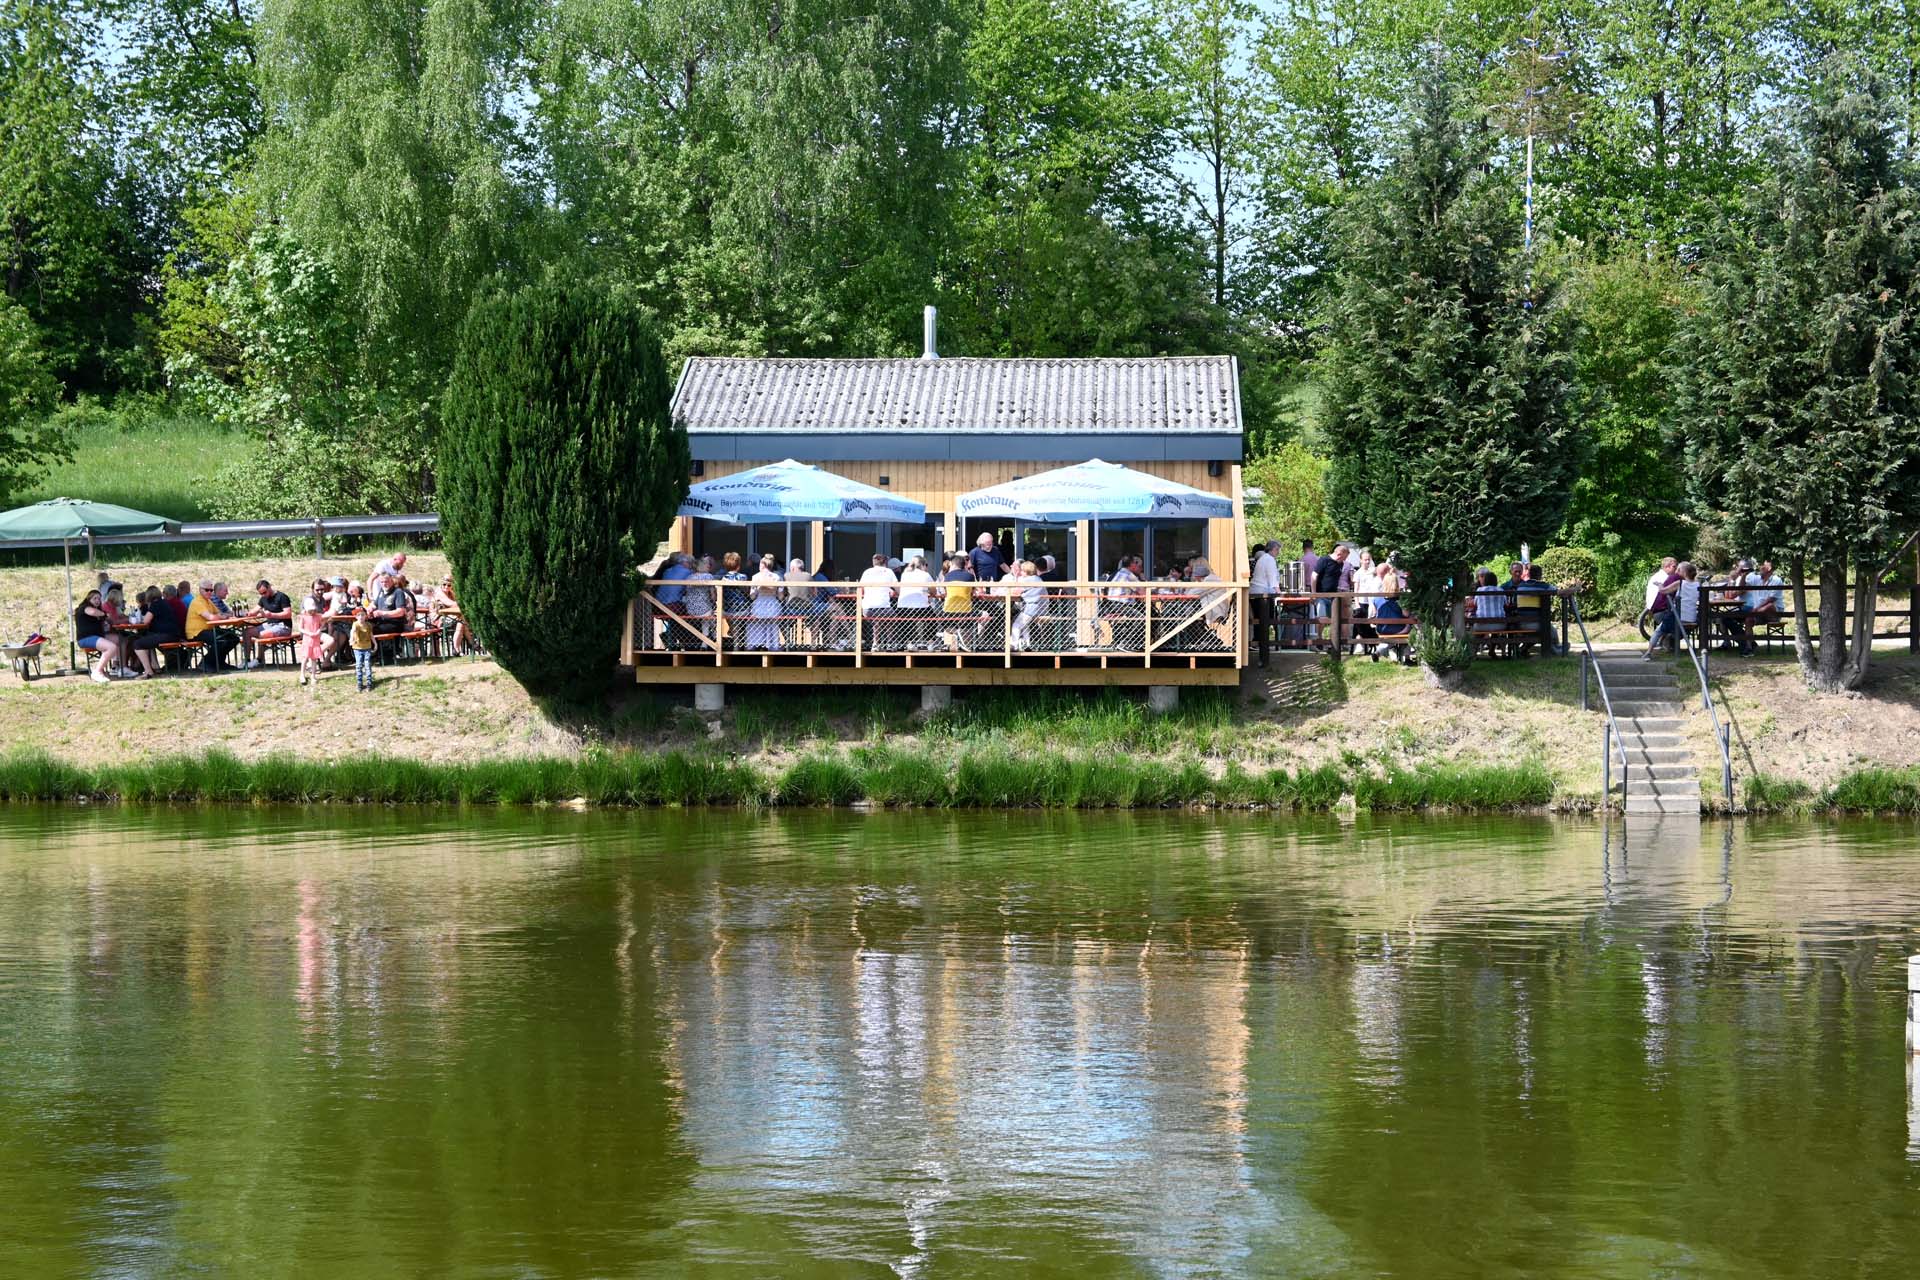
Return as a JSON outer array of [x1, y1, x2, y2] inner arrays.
[[1840, 572, 1877, 691], [1789, 555, 1814, 672], [1807, 561, 1849, 693]]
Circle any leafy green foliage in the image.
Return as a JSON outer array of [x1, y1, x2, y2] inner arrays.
[[1675, 59, 1920, 690], [0, 293, 65, 501], [0, 1, 151, 393], [1321, 64, 1580, 625], [536, 0, 962, 363], [182, 225, 432, 518], [1244, 440, 1337, 550], [438, 282, 688, 703], [1411, 622, 1473, 676], [1556, 249, 1695, 594]]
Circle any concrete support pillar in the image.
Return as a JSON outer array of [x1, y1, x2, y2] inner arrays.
[[693, 683, 725, 714], [921, 684, 953, 715], [1146, 685, 1179, 714]]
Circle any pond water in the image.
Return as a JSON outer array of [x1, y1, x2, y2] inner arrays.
[[1, 809, 1918, 1277]]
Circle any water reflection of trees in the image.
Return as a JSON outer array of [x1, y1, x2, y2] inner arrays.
[[1, 808, 1917, 1273]]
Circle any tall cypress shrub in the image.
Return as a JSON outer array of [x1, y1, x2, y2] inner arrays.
[[438, 282, 688, 702], [1320, 64, 1579, 639]]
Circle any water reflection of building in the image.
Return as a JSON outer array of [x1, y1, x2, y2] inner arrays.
[[649, 870, 1276, 1272]]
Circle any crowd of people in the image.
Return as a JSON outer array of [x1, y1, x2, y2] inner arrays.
[[71, 552, 471, 687], [1641, 556, 1787, 659], [648, 531, 1233, 653], [1247, 538, 1420, 667]]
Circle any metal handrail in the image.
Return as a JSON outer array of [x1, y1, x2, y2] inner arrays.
[[1674, 602, 1737, 810], [1570, 595, 1631, 810]]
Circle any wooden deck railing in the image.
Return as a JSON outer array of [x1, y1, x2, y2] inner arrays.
[[628, 579, 1247, 668]]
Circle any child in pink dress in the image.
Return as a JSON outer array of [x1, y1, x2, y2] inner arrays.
[[296, 596, 327, 684]]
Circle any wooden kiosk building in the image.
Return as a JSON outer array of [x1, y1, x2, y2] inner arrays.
[[627, 329, 1251, 699]]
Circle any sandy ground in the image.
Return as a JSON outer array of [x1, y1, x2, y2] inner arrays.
[[1688, 648, 1920, 801]]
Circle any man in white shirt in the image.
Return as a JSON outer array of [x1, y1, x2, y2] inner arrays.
[[1740, 558, 1786, 654], [858, 555, 898, 613], [857, 554, 900, 650], [370, 552, 408, 585], [1249, 540, 1280, 668]]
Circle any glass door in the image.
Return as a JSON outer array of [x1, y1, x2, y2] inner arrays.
[[1014, 521, 1075, 579]]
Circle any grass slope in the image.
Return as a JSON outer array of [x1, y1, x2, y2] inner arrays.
[[14, 413, 250, 524]]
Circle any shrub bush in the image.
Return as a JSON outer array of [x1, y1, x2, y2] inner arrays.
[[1412, 622, 1473, 674], [1608, 581, 1647, 625], [1534, 545, 1599, 591], [438, 281, 688, 703]]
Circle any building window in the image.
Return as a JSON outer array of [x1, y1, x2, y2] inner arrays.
[[826, 517, 945, 574], [1092, 520, 1208, 579]]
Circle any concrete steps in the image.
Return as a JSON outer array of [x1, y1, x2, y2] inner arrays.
[[1594, 659, 1699, 816]]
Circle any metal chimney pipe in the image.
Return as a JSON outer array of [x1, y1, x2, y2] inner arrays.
[[922, 305, 939, 360]]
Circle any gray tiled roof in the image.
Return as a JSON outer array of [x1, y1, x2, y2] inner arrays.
[[672, 356, 1242, 435]]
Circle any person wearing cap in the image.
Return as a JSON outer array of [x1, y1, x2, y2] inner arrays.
[[319, 577, 353, 666]]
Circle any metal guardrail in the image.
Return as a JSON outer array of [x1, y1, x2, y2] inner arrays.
[[1572, 596, 1632, 810], [0, 513, 439, 555], [1675, 607, 1737, 809]]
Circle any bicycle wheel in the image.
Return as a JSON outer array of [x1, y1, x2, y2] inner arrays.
[[1637, 609, 1654, 642]]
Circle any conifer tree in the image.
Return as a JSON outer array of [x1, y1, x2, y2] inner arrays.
[[1321, 63, 1578, 642], [438, 281, 688, 704], [1676, 60, 1920, 693]]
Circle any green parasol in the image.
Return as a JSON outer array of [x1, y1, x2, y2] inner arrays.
[[0, 499, 179, 673]]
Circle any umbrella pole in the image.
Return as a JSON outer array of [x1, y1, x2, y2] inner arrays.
[[785, 522, 792, 565], [64, 538, 76, 674]]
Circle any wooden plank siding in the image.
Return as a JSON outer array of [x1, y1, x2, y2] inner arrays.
[[674, 459, 1244, 580]]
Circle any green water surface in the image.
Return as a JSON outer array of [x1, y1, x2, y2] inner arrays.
[[1, 809, 1917, 1277]]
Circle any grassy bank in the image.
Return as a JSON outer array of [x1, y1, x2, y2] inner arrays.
[[1743, 765, 1920, 815], [0, 746, 1555, 812]]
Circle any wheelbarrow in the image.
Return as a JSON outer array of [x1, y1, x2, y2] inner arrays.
[[3, 640, 44, 682]]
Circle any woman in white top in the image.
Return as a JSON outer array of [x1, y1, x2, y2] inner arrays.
[[747, 554, 784, 650], [1008, 561, 1048, 650], [1353, 549, 1381, 612], [1677, 562, 1702, 630], [896, 556, 935, 648], [897, 556, 935, 610]]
